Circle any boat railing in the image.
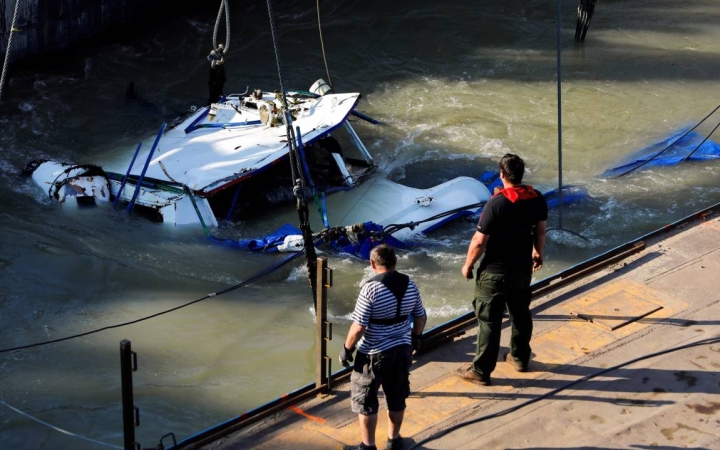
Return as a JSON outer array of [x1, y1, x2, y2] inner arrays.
[[225, 86, 250, 99], [126, 123, 166, 213], [344, 122, 374, 163], [113, 142, 142, 209]]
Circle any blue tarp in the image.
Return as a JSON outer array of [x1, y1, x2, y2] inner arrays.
[[237, 223, 303, 252], [237, 221, 406, 260], [542, 185, 589, 209], [236, 174, 589, 260], [602, 129, 720, 178], [330, 222, 407, 260]]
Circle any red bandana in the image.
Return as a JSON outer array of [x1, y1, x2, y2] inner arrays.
[[495, 185, 538, 203]]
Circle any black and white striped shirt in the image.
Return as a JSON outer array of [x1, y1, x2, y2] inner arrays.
[[351, 274, 425, 355]]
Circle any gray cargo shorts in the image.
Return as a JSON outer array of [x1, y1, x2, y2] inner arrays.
[[350, 344, 412, 415]]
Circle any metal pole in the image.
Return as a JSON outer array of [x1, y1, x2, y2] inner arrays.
[[120, 340, 139, 450], [557, 0, 564, 230], [315, 257, 332, 391]]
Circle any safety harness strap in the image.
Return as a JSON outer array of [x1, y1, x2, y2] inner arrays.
[[368, 271, 410, 325]]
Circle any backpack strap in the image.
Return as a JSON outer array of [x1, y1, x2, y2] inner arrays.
[[368, 271, 410, 325]]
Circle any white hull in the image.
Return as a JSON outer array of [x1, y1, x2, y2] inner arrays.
[[323, 175, 489, 240], [24, 81, 491, 243]]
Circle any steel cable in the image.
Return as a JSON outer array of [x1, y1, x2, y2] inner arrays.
[[680, 117, 720, 163], [613, 102, 720, 178], [0, 0, 22, 102], [0, 399, 122, 449], [316, 0, 333, 91], [0, 250, 306, 354], [265, 0, 318, 300]]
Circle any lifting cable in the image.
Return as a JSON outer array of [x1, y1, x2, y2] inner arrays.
[[316, 200, 487, 245], [680, 118, 720, 163], [0, 399, 122, 449], [212, 0, 231, 54], [0, 0, 22, 102], [407, 335, 720, 449], [265, 0, 319, 302], [0, 250, 306, 354], [316, 0, 333, 91], [380, 201, 486, 237], [613, 102, 720, 178]]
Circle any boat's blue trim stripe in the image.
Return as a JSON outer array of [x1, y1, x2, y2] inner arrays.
[[183, 108, 210, 134], [190, 120, 263, 131]]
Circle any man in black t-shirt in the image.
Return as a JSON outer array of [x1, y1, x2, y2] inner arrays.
[[458, 153, 548, 385]]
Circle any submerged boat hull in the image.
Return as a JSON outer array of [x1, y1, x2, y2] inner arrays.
[[23, 81, 492, 248], [323, 175, 490, 240]]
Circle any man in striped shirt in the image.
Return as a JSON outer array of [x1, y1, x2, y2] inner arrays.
[[340, 244, 427, 450]]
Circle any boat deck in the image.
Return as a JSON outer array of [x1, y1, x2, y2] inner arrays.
[[201, 211, 720, 450]]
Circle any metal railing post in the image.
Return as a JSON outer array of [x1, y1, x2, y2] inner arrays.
[[315, 257, 333, 391], [120, 339, 140, 450]]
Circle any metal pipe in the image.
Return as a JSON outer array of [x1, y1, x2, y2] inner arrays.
[[113, 142, 142, 209], [556, 0, 564, 229], [315, 257, 329, 389], [120, 340, 139, 450], [127, 123, 166, 213]]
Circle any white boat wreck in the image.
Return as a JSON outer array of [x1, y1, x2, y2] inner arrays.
[[23, 80, 491, 246]]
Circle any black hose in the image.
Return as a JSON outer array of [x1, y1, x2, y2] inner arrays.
[[380, 201, 486, 237]]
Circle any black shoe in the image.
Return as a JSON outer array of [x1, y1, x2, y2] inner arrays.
[[505, 352, 528, 372], [344, 443, 377, 450], [455, 365, 491, 386], [387, 436, 404, 450]]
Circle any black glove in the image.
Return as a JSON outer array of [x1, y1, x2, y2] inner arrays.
[[339, 345, 355, 368], [411, 333, 422, 354]]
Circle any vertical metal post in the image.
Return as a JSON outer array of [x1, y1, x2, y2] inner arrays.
[[315, 257, 332, 391], [556, 0, 564, 230], [120, 340, 140, 450]]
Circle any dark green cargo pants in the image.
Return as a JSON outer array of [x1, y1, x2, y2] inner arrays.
[[471, 270, 533, 377]]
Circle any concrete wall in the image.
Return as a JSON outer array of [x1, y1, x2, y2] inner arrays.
[[1, 0, 200, 65]]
